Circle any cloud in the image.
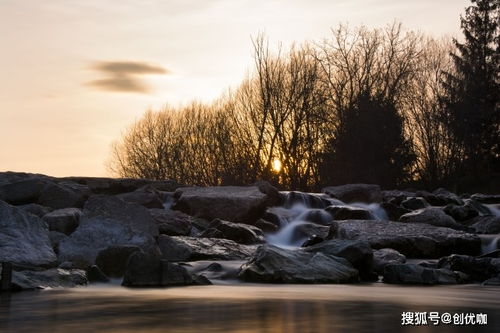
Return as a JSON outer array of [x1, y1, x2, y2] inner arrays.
[[88, 60, 169, 93]]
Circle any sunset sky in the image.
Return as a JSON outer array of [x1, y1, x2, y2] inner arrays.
[[0, 0, 470, 177]]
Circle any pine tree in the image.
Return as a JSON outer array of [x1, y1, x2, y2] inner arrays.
[[441, 0, 499, 181]]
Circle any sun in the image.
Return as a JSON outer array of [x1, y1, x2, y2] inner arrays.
[[272, 159, 282, 173]]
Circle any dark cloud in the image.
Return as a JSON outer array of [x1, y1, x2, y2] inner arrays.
[[87, 60, 169, 93]]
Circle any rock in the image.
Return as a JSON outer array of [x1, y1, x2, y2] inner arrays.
[[86, 265, 109, 283], [326, 205, 373, 220], [158, 235, 256, 262], [470, 216, 500, 234], [149, 208, 193, 236], [301, 235, 324, 247], [282, 191, 330, 208], [0, 200, 57, 267], [200, 219, 265, 244], [42, 208, 82, 235], [117, 187, 165, 209], [401, 197, 429, 210], [438, 254, 500, 282], [381, 202, 410, 221], [95, 245, 143, 278], [381, 190, 416, 205], [289, 222, 330, 244], [58, 195, 158, 267], [305, 239, 374, 280], [38, 182, 91, 209], [8, 268, 87, 290], [383, 264, 465, 285], [373, 248, 406, 274], [470, 193, 500, 204], [399, 207, 469, 231], [323, 184, 382, 203], [483, 275, 500, 286], [262, 207, 298, 226], [185, 260, 244, 281], [49, 231, 67, 254], [173, 185, 279, 224], [122, 252, 210, 287], [443, 200, 486, 222], [0, 178, 48, 205], [328, 220, 481, 258], [296, 209, 333, 225], [416, 190, 463, 206], [17, 203, 53, 217], [239, 245, 359, 283], [254, 219, 279, 232]]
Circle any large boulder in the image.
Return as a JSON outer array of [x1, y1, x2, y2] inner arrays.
[[42, 208, 82, 235], [373, 248, 406, 274], [267, 222, 330, 247], [37, 182, 91, 209], [238, 245, 359, 283], [7, 268, 87, 291], [322, 184, 382, 203], [326, 205, 373, 220], [328, 220, 481, 258], [381, 202, 410, 221], [383, 264, 466, 285], [399, 207, 469, 231], [116, 186, 165, 209], [17, 203, 53, 218], [172, 184, 280, 225], [158, 235, 255, 262], [400, 197, 429, 210], [95, 245, 143, 278], [469, 216, 500, 234], [443, 199, 489, 222], [0, 200, 56, 267], [438, 254, 500, 282], [305, 239, 374, 280], [0, 178, 48, 204], [58, 195, 158, 267], [149, 208, 193, 236], [200, 219, 265, 244], [122, 252, 210, 287], [282, 191, 330, 208]]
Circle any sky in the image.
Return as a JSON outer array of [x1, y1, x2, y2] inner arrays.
[[0, 0, 470, 177]]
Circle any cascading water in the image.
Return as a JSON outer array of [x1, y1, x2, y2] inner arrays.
[[479, 234, 500, 254]]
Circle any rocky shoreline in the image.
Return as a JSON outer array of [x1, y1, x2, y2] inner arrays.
[[1, 171, 499, 291]]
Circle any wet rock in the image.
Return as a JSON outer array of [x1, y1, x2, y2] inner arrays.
[[282, 191, 330, 208], [305, 239, 374, 280], [263, 207, 297, 226], [381, 202, 410, 221], [239, 245, 359, 283], [326, 205, 373, 220], [158, 235, 256, 262], [401, 197, 429, 210], [328, 220, 481, 258], [373, 248, 406, 274], [0, 200, 56, 267], [38, 182, 91, 209], [86, 265, 109, 283], [437, 254, 500, 282], [185, 260, 244, 281], [17, 203, 53, 217], [9, 268, 87, 290], [149, 208, 193, 236], [58, 195, 158, 267], [254, 219, 279, 233], [42, 208, 82, 235], [383, 264, 465, 285], [200, 219, 265, 244], [399, 207, 469, 231], [323, 184, 382, 203], [289, 223, 330, 243], [95, 245, 143, 278], [173, 185, 279, 225], [301, 235, 324, 247], [470, 216, 500, 234], [296, 209, 333, 225]]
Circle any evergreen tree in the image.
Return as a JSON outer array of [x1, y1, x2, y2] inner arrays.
[[441, 0, 499, 182]]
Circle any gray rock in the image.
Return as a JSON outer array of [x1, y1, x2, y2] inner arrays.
[[17, 203, 53, 217], [323, 184, 382, 203], [254, 219, 279, 233], [326, 205, 373, 220], [383, 264, 465, 285], [373, 248, 406, 274], [239, 245, 359, 283], [0, 178, 48, 205], [200, 219, 265, 244], [58, 195, 158, 267], [86, 265, 109, 283], [158, 235, 256, 262], [470, 216, 500, 234], [282, 191, 330, 208], [401, 197, 429, 210], [296, 209, 333, 225], [117, 187, 165, 209], [438, 254, 500, 282], [0, 200, 56, 267], [149, 208, 193, 236], [470, 193, 500, 204], [8, 268, 87, 290], [38, 182, 91, 209], [482, 275, 500, 286], [43, 208, 82, 235], [173, 185, 279, 225], [399, 207, 469, 231], [185, 260, 244, 281], [287, 222, 330, 244], [381, 202, 410, 221], [48, 231, 67, 254], [95, 245, 143, 278], [328, 220, 481, 258]]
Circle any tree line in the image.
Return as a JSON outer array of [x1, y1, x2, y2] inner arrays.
[[109, 0, 499, 192]]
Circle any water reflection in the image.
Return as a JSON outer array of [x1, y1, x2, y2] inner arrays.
[[1, 284, 499, 332]]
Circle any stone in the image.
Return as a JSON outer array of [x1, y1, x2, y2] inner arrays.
[[282, 191, 330, 208], [117, 187, 165, 209], [326, 205, 373, 220], [254, 219, 279, 233], [383, 264, 465, 285], [483, 275, 500, 286], [185, 260, 244, 281], [438, 254, 500, 282], [301, 235, 325, 247], [470, 216, 500, 234], [373, 248, 406, 274], [86, 265, 109, 283], [305, 239, 374, 280], [401, 197, 429, 210], [17, 203, 53, 218], [9, 268, 87, 290], [149, 208, 193, 236], [173, 185, 279, 225], [328, 220, 481, 258], [296, 209, 334, 225], [399, 207, 469, 231], [200, 219, 265, 244], [470, 193, 500, 204], [42, 208, 82, 235], [443, 201, 485, 222], [323, 184, 382, 203], [58, 195, 158, 267], [0, 200, 56, 267], [95, 245, 143, 278], [158, 235, 256, 262], [239, 245, 359, 283], [48, 231, 67, 254], [381, 202, 410, 221], [0, 178, 48, 205], [38, 182, 91, 209]]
